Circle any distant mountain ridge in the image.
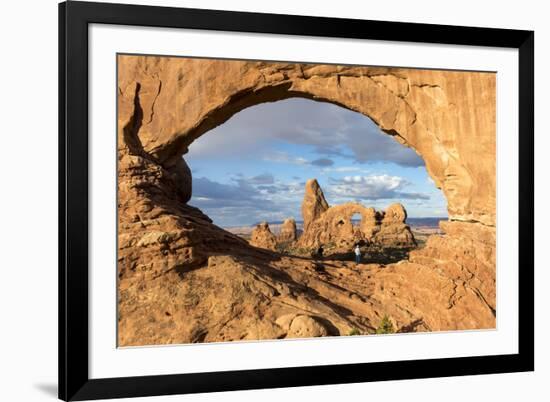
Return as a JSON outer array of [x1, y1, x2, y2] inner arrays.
[[233, 217, 447, 230], [407, 217, 447, 227]]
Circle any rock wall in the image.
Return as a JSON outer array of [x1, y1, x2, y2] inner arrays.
[[117, 152, 250, 282], [409, 220, 496, 315]]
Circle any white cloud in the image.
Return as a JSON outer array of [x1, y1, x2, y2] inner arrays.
[[190, 175, 302, 227], [328, 174, 430, 201], [186, 98, 424, 168], [322, 166, 363, 173], [262, 151, 308, 165]]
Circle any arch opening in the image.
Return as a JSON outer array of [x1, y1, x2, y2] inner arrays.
[[351, 212, 362, 229], [185, 97, 447, 264]]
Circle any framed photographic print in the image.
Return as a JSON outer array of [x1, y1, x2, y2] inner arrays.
[[59, 1, 534, 400]]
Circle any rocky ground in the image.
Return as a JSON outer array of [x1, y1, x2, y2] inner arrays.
[[119, 241, 495, 346]]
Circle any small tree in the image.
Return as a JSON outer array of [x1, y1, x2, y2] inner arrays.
[[376, 315, 395, 334]]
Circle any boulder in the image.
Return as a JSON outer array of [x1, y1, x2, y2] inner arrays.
[[287, 315, 332, 338], [373, 222, 416, 248]]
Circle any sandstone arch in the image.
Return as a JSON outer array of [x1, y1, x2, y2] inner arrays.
[[118, 55, 495, 226], [299, 203, 378, 249], [117, 55, 496, 345], [297, 195, 416, 251]]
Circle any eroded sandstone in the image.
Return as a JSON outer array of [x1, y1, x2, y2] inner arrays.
[[302, 179, 329, 231], [278, 218, 298, 243], [298, 181, 416, 250], [249, 222, 277, 251]]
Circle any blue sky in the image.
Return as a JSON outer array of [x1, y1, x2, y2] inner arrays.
[[185, 98, 447, 227]]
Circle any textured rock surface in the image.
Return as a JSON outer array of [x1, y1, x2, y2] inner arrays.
[[119, 254, 495, 346], [117, 153, 248, 283], [249, 222, 277, 251], [373, 203, 417, 248], [298, 183, 416, 250], [302, 179, 330, 231], [409, 221, 496, 315], [298, 203, 375, 249], [278, 218, 298, 243], [117, 55, 496, 345]]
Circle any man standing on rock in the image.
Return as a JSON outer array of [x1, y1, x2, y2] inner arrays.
[[316, 245, 324, 259], [354, 244, 361, 264]]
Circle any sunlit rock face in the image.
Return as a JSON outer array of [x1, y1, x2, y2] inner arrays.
[[278, 218, 298, 243], [374, 203, 417, 248], [249, 222, 277, 251], [302, 179, 330, 232], [297, 181, 416, 250], [116, 55, 496, 346]]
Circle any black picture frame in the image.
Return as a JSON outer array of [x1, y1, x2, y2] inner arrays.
[[59, 1, 534, 400]]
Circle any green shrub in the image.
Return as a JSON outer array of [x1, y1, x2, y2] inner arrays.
[[348, 328, 361, 336], [376, 315, 395, 334]]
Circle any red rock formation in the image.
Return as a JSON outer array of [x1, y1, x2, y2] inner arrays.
[[297, 182, 416, 250], [278, 218, 298, 243], [373, 203, 417, 248], [249, 222, 277, 251], [302, 179, 329, 231]]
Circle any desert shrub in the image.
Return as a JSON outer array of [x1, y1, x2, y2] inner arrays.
[[376, 315, 395, 334], [275, 241, 292, 254], [348, 328, 361, 336]]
